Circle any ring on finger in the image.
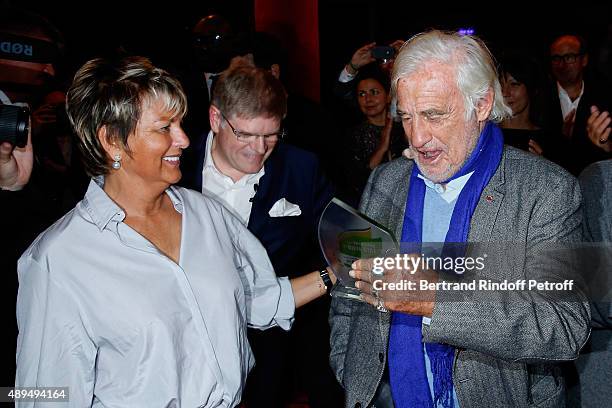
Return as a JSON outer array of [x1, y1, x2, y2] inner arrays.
[[376, 298, 388, 313]]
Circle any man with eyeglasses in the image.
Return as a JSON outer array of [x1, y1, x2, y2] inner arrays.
[[182, 65, 339, 408], [546, 34, 611, 175]]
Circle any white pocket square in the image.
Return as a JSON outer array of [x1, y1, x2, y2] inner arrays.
[[268, 198, 302, 217]]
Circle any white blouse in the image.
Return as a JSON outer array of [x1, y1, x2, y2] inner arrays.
[[16, 178, 295, 407]]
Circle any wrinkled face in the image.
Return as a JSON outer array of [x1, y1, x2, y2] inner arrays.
[[550, 36, 587, 86], [210, 106, 280, 182], [396, 61, 486, 183], [112, 98, 189, 188], [356, 78, 388, 120], [501, 73, 530, 117]]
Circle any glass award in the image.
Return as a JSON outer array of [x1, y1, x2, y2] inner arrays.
[[318, 198, 399, 301]]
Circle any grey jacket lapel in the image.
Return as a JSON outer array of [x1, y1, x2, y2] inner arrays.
[[390, 161, 413, 242], [468, 151, 507, 242]]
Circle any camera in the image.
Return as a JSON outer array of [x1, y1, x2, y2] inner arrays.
[[371, 46, 396, 61], [0, 104, 29, 148]]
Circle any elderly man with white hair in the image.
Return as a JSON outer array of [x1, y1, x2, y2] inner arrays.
[[329, 30, 590, 408]]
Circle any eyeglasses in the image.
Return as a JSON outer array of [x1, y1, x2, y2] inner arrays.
[[221, 112, 285, 143], [550, 53, 583, 64]]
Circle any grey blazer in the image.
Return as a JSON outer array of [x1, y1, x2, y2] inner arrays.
[[329, 147, 591, 408], [573, 160, 612, 407]]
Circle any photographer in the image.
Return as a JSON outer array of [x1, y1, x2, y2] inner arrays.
[[0, 4, 64, 385], [333, 40, 404, 106], [0, 6, 64, 192], [0, 118, 32, 191]]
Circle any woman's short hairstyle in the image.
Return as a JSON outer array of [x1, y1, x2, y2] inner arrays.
[[211, 65, 287, 121], [391, 30, 511, 123], [66, 56, 187, 176]]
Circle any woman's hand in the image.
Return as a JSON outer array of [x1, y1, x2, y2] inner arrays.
[[347, 42, 376, 75], [379, 39, 405, 73], [290, 267, 337, 308], [381, 114, 393, 148], [0, 119, 33, 191], [368, 114, 393, 169]]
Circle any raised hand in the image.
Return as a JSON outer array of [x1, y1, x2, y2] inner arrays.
[[347, 42, 377, 75], [0, 120, 33, 191], [586, 105, 611, 153]]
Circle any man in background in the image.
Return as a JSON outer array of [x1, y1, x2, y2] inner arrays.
[[182, 65, 342, 407], [331, 30, 590, 408], [546, 34, 611, 174]]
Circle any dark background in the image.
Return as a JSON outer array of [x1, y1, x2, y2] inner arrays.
[[319, 1, 612, 100], [14, 0, 612, 102]]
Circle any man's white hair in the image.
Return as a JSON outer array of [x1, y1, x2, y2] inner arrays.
[[391, 30, 511, 122]]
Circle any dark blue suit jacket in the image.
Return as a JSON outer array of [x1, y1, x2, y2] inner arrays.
[[543, 78, 611, 175], [181, 133, 334, 279]]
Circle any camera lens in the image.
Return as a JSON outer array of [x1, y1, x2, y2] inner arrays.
[[0, 104, 30, 148]]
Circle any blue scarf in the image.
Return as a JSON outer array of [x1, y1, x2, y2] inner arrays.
[[388, 122, 504, 408]]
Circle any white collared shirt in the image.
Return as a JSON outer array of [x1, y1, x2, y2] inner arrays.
[[201, 131, 265, 225], [417, 171, 474, 204], [16, 178, 294, 407], [557, 81, 585, 120]]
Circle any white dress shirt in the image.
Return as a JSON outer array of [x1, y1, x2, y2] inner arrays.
[[16, 177, 294, 407], [201, 131, 265, 225], [417, 171, 474, 204], [557, 81, 585, 120]]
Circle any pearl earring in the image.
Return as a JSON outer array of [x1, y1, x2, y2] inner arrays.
[[112, 154, 121, 170]]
